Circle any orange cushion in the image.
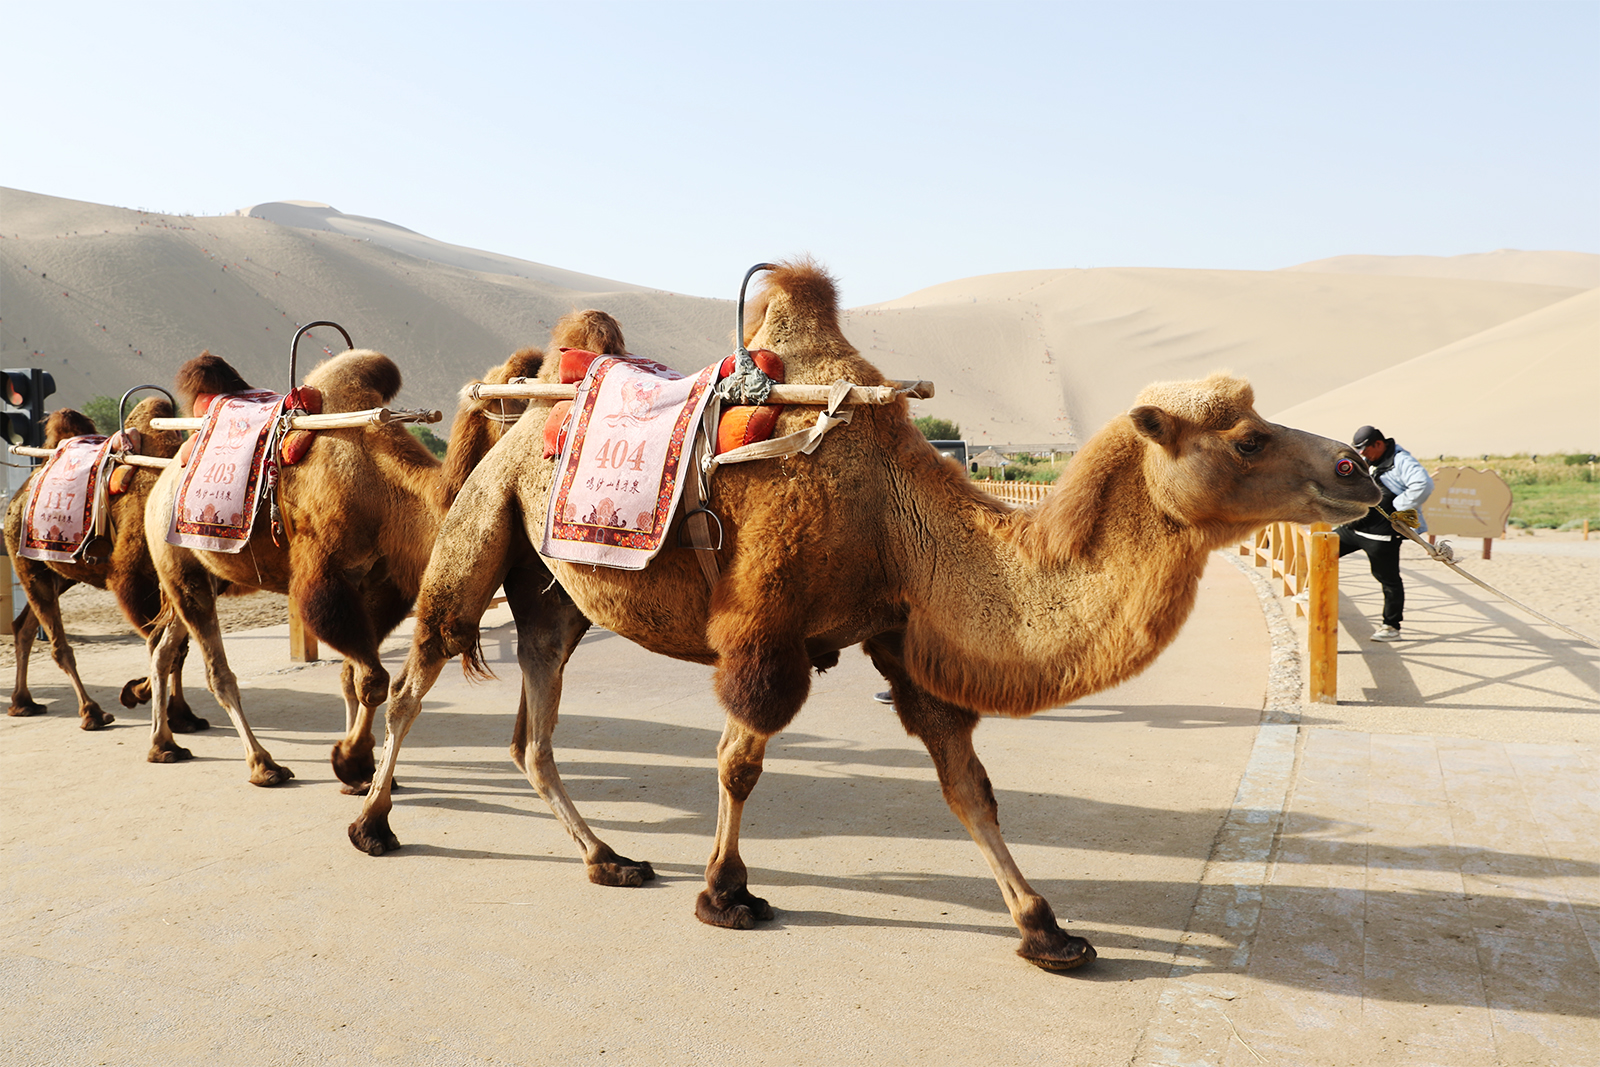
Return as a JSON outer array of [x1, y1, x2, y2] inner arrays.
[[543, 400, 574, 458], [177, 435, 195, 467], [109, 464, 137, 496], [717, 405, 783, 454], [280, 430, 314, 465], [285, 386, 323, 414]]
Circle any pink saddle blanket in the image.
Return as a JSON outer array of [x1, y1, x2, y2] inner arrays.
[[19, 435, 116, 563], [541, 355, 718, 569], [166, 390, 284, 553]]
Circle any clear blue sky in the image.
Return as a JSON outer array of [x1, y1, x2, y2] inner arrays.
[[3, 1, 1596, 306]]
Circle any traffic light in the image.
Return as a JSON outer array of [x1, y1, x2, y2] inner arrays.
[[2, 368, 57, 452]]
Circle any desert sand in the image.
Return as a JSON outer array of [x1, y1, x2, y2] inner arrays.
[[2, 186, 1595, 454]]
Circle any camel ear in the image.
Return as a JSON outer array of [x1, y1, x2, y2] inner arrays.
[[1129, 405, 1177, 448]]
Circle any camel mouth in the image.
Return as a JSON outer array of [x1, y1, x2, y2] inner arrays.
[[1305, 481, 1378, 525]]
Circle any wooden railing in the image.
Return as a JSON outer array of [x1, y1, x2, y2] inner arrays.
[[1240, 522, 1340, 704], [974, 479, 1053, 506]]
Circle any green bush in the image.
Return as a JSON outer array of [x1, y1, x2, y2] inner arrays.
[[83, 395, 119, 434], [913, 416, 960, 441], [409, 425, 448, 458], [1433, 453, 1598, 529]]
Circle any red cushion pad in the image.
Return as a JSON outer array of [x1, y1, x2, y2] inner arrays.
[[559, 349, 602, 384], [280, 430, 314, 465], [177, 435, 195, 467], [718, 350, 786, 383], [543, 400, 574, 458]]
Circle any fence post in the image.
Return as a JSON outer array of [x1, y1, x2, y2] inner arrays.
[[1308, 530, 1339, 704]]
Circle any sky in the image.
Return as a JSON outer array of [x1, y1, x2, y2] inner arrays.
[[2, 0, 1596, 306]]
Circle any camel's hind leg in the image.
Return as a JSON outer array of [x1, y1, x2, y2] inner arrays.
[[154, 573, 292, 785], [503, 570, 654, 887], [9, 602, 46, 717], [119, 637, 209, 732], [696, 716, 776, 928], [865, 632, 1095, 971]]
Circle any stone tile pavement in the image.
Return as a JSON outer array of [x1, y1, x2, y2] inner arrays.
[[1136, 548, 1599, 1067]]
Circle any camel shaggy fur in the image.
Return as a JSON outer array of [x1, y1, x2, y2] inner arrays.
[[142, 324, 608, 789], [4, 401, 206, 731], [350, 262, 1379, 970]]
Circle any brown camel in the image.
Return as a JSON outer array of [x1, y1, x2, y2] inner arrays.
[[142, 323, 608, 789], [349, 261, 1379, 970], [4, 401, 206, 731]]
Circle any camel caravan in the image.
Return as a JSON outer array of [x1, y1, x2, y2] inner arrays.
[[9, 259, 1378, 971]]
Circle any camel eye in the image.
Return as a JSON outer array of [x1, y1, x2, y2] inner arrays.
[[1234, 437, 1264, 457]]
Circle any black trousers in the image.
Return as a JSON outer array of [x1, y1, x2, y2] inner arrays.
[[1337, 526, 1404, 628]]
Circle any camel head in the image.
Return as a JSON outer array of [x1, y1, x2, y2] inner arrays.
[[1125, 372, 1378, 540], [42, 408, 98, 447]]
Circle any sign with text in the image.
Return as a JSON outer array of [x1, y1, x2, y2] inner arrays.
[[1421, 467, 1512, 539]]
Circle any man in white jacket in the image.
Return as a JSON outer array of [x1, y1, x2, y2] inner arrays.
[[1335, 425, 1434, 642]]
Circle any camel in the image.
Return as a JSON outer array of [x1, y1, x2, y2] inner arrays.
[[142, 323, 607, 790], [348, 260, 1380, 970], [4, 401, 207, 731]]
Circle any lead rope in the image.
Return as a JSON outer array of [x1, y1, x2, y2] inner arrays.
[[1378, 506, 1599, 648]]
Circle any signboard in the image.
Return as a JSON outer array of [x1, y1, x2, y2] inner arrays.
[[1421, 467, 1513, 539]]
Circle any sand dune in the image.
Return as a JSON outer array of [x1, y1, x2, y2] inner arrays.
[[1282, 249, 1600, 289], [2, 187, 1593, 453], [1270, 288, 1600, 457]]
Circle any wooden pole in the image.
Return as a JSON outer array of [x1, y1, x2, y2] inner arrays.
[[1308, 530, 1339, 704], [1482, 537, 1492, 561], [288, 600, 318, 662]]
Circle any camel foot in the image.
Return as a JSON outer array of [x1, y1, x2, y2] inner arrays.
[[1016, 929, 1097, 972], [694, 887, 774, 930], [586, 847, 657, 888], [330, 739, 376, 791], [167, 704, 210, 733], [348, 813, 400, 856], [147, 739, 194, 764], [120, 677, 151, 708], [247, 758, 295, 787], [8, 700, 47, 717], [79, 704, 115, 730]]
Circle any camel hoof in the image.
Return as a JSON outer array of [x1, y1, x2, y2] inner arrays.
[[8, 700, 47, 717], [1017, 932, 1097, 972], [694, 887, 773, 929], [148, 741, 194, 764], [587, 857, 657, 888], [79, 706, 115, 730], [248, 761, 295, 787], [349, 816, 400, 856], [119, 678, 150, 708], [330, 741, 377, 790], [167, 706, 210, 733]]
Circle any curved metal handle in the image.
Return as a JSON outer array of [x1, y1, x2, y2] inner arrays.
[[289, 320, 354, 389], [118, 383, 178, 429], [735, 263, 778, 355]]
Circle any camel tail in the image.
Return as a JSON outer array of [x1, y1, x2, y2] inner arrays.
[[460, 640, 497, 683]]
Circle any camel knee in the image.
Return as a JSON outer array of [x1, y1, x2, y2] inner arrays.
[[353, 661, 390, 708]]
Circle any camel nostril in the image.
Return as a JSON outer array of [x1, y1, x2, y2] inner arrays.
[[1336, 457, 1357, 478]]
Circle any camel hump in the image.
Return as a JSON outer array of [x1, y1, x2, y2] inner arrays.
[[123, 396, 182, 458], [551, 310, 627, 356], [43, 408, 99, 446], [304, 349, 403, 408], [743, 258, 841, 347], [176, 351, 254, 412], [488, 346, 544, 385]]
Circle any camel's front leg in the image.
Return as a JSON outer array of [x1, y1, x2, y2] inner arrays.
[[348, 648, 444, 855], [866, 634, 1095, 971], [159, 578, 292, 786], [695, 716, 775, 928], [8, 602, 45, 717], [25, 580, 113, 729]]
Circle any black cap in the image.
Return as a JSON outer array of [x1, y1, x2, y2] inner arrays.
[[1352, 425, 1384, 448]]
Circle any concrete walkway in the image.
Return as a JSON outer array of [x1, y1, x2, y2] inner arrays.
[[2, 544, 1595, 1065]]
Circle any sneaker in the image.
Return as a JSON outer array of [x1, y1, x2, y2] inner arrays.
[[873, 691, 894, 704], [1371, 626, 1403, 642]]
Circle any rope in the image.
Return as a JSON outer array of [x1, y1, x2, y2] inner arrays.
[[1377, 508, 1599, 648]]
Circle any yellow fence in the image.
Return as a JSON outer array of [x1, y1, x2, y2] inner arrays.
[[974, 479, 1052, 507], [1241, 522, 1340, 704]]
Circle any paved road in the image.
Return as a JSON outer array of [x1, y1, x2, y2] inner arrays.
[[2, 546, 1595, 1066]]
